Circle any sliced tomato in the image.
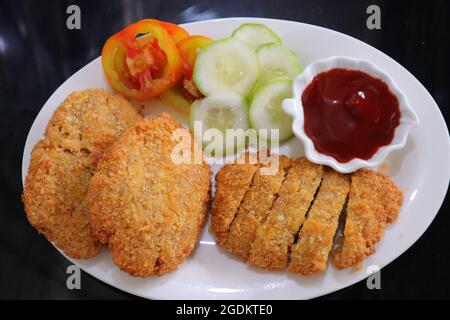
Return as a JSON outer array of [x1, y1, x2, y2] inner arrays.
[[170, 35, 213, 102], [179, 78, 203, 101], [143, 19, 190, 44], [102, 20, 183, 101], [177, 35, 213, 78]]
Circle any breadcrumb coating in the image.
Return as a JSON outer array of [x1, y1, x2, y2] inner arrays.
[[224, 155, 291, 261], [87, 113, 211, 277], [331, 169, 403, 269], [211, 153, 261, 246], [248, 158, 323, 270], [23, 89, 141, 259], [212, 155, 403, 274], [289, 169, 350, 275]]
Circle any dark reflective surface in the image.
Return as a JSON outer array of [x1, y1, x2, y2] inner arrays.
[[0, 0, 448, 299]]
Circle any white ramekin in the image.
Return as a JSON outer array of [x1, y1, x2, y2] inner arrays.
[[282, 56, 420, 173]]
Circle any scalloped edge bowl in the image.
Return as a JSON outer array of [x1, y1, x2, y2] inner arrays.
[[283, 56, 420, 173]]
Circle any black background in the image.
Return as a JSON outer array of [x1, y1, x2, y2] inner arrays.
[[0, 0, 448, 300]]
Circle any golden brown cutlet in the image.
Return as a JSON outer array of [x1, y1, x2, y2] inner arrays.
[[87, 113, 211, 277], [211, 153, 261, 246], [331, 169, 403, 269], [212, 155, 403, 274], [22, 89, 142, 259], [378, 173, 404, 224], [224, 155, 291, 261], [288, 169, 350, 275], [248, 157, 323, 270]]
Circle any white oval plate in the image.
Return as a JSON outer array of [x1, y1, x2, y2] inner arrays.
[[22, 18, 449, 300]]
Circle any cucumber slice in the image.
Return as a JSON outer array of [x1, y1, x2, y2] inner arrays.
[[190, 93, 249, 157], [249, 80, 294, 143], [159, 89, 191, 117], [256, 43, 302, 84], [193, 37, 259, 96], [232, 23, 281, 50]]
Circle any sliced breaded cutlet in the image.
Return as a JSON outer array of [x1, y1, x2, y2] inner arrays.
[[23, 89, 142, 259], [211, 154, 403, 274], [331, 169, 403, 269], [224, 155, 291, 261], [211, 153, 261, 246], [87, 113, 211, 277], [248, 157, 323, 270], [288, 169, 350, 275]]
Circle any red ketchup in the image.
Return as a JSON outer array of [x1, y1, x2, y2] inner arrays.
[[302, 68, 400, 163]]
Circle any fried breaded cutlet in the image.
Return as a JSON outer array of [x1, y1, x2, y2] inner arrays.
[[331, 169, 403, 269], [23, 89, 142, 259], [87, 113, 211, 277], [224, 155, 291, 261], [288, 169, 350, 275], [211, 153, 261, 246], [211, 155, 403, 274], [248, 158, 323, 270]]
